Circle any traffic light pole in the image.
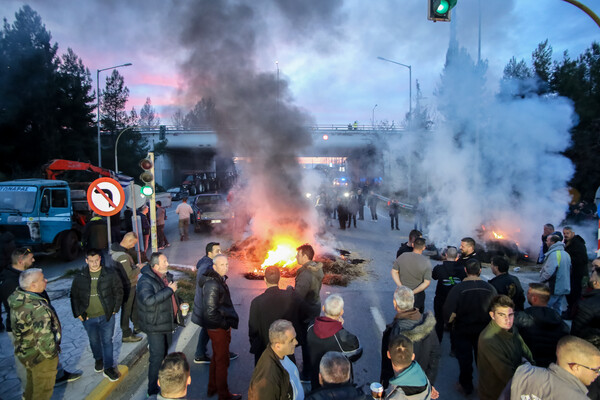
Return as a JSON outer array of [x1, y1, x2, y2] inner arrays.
[[147, 152, 158, 253]]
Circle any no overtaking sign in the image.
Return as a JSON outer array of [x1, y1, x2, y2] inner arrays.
[[87, 177, 126, 217]]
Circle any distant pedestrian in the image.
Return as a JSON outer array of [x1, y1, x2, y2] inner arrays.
[[347, 191, 359, 228], [156, 201, 170, 250], [70, 249, 124, 382], [137, 252, 183, 397], [82, 213, 108, 251], [431, 246, 465, 341], [336, 197, 348, 230], [175, 197, 194, 241], [563, 226, 588, 319], [140, 205, 150, 252], [368, 191, 378, 220], [540, 232, 571, 313], [391, 238, 431, 313], [357, 189, 365, 220], [199, 254, 241, 400], [489, 256, 525, 311], [389, 200, 400, 231], [248, 319, 297, 400], [538, 223, 555, 264], [8, 269, 60, 400], [110, 232, 143, 342]]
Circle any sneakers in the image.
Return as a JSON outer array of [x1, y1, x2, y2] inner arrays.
[[103, 367, 121, 382], [122, 334, 143, 343], [229, 352, 239, 360], [54, 370, 82, 386], [94, 359, 103, 373], [158, 246, 165, 250], [194, 355, 211, 364]]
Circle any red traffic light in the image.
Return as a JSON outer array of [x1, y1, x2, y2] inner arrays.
[[140, 158, 153, 170]]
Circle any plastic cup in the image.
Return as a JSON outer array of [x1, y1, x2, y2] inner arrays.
[[370, 382, 384, 399], [180, 303, 189, 317]]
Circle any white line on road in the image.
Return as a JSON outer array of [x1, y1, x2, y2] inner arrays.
[[371, 306, 387, 333]]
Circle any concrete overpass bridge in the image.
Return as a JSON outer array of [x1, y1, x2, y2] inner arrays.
[[140, 125, 405, 188]]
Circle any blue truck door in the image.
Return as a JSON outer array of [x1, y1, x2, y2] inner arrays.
[[39, 187, 71, 244]]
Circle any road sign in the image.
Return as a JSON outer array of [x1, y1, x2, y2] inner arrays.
[[87, 177, 126, 217], [125, 184, 147, 209]]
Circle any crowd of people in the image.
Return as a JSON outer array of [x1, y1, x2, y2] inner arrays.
[[2, 217, 600, 400]]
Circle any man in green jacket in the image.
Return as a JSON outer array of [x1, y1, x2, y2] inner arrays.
[[477, 295, 533, 400], [8, 268, 61, 400], [248, 319, 297, 400]]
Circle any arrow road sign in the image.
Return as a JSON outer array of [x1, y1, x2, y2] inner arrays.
[[87, 177, 126, 217]]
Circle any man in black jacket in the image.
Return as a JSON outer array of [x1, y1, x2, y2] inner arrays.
[[380, 286, 440, 388], [563, 226, 589, 319], [396, 229, 422, 258], [249, 266, 309, 365], [200, 254, 241, 400], [137, 252, 180, 396], [70, 249, 123, 382], [306, 294, 362, 389], [489, 256, 525, 311], [514, 283, 569, 367], [572, 261, 600, 340], [431, 246, 465, 341], [307, 352, 368, 400], [443, 258, 497, 395]]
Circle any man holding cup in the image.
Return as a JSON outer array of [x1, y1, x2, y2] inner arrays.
[[137, 252, 184, 397]]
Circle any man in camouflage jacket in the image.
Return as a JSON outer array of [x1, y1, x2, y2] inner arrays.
[[8, 268, 61, 400]]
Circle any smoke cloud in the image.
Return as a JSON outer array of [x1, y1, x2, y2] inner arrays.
[[385, 40, 575, 253]]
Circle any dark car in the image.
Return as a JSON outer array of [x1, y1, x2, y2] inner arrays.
[[167, 187, 189, 201], [192, 194, 233, 232]]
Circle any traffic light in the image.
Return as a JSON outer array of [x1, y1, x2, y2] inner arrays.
[[139, 155, 154, 197], [159, 125, 166, 140], [428, 0, 457, 22]]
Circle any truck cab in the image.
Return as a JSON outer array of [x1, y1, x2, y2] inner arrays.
[[0, 179, 83, 260]]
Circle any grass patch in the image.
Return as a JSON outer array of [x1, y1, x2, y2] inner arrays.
[[169, 266, 197, 311]]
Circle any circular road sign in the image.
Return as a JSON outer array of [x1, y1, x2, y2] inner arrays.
[[87, 177, 126, 217]]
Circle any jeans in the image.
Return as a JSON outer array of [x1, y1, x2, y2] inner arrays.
[[207, 328, 231, 399], [413, 291, 425, 314], [178, 219, 190, 240], [82, 315, 116, 370], [147, 332, 173, 396], [24, 356, 58, 400], [157, 224, 169, 247], [121, 286, 139, 337], [548, 294, 565, 313], [452, 330, 481, 393], [390, 215, 399, 230], [195, 327, 210, 358]]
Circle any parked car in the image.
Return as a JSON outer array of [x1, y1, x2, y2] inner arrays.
[[167, 187, 189, 201], [192, 193, 233, 232]]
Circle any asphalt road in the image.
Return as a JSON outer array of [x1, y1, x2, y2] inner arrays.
[[103, 203, 544, 400]]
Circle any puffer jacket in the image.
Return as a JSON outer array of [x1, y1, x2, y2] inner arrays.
[[191, 255, 213, 327], [540, 241, 571, 295], [136, 264, 181, 334], [307, 382, 368, 400], [381, 310, 440, 387], [306, 316, 363, 388], [8, 288, 61, 367], [514, 306, 569, 367], [571, 289, 600, 340], [70, 266, 123, 321], [294, 261, 324, 319], [199, 269, 239, 330], [385, 361, 432, 400]]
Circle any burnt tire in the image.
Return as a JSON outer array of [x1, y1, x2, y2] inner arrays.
[[60, 231, 80, 261]]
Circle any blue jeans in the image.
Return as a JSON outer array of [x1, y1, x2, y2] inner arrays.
[[548, 295, 565, 313], [82, 315, 115, 370], [194, 327, 210, 358], [147, 332, 172, 396]]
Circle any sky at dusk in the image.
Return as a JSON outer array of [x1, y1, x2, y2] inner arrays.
[[3, 0, 600, 126]]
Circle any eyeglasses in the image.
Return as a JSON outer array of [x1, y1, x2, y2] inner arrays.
[[569, 363, 600, 374]]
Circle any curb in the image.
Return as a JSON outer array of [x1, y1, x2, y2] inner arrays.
[[84, 317, 199, 400]]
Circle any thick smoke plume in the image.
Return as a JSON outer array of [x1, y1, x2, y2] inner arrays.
[[174, 0, 344, 244], [386, 40, 575, 254]]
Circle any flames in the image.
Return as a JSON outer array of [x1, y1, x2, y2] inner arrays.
[[492, 231, 504, 239], [257, 236, 301, 271], [481, 224, 520, 246]]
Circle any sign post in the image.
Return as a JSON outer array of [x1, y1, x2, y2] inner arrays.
[[87, 177, 126, 251]]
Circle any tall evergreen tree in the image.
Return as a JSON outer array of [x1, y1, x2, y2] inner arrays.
[[138, 97, 160, 129]]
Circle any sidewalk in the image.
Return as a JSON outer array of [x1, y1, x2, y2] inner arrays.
[[0, 276, 148, 400]]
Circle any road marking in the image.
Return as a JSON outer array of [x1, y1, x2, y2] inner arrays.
[[371, 306, 386, 333]]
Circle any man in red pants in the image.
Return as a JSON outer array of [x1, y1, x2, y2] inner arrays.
[[198, 254, 241, 400]]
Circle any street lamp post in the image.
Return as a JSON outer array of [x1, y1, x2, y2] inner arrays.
[[372, 104, 378, 129], [114, 125, 137, 173], [97, 62, 132, 168], [377, 56, 412, 120]]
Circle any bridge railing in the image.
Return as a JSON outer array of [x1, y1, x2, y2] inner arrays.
[[136, 124, 406, 135]]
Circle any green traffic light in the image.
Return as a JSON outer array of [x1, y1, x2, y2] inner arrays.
[[141, 185, 154, 197], [435, 0, 449, 14]]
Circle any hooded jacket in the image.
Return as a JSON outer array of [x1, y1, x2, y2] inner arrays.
[[70, 265, 123, 321], [306, 316, 363, 388], [294, 261, 324, 319], [385, 361, 432, 400], [381, 309, 440, 387], [248, 346, 292, 400], [199, 268, 239, 330], [8, 288, 61, 367], [136, 264, 181, 334], [514, 306, 569, 367], [571, 288, 600, 340], [540, 241, 571, 295]]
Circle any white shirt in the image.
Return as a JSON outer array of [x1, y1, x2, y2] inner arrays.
[[175, 202, 194, 220], [281, 355, 304, 400]]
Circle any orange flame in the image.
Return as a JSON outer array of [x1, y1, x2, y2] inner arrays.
[[259, 236, 300, 270], [492, 231, 504, 239]]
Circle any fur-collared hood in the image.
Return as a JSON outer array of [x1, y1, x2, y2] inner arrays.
[[391, 311, 436, 343]]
